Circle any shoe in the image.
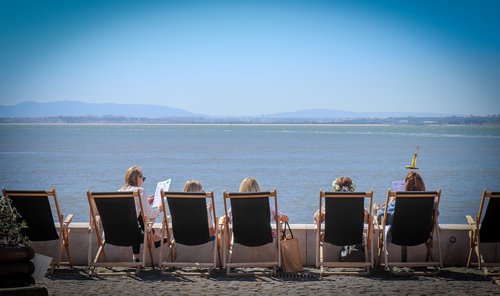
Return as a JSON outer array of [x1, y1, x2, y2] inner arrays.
[[154, 238, 168, 248], [133, 258, 140, 263]]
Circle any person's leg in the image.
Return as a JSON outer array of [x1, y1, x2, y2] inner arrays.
[[132, 214, 146, 261]]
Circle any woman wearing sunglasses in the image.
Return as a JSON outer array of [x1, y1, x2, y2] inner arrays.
[[119, 166, 164, 262]]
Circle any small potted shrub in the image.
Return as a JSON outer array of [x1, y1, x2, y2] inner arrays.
[[0, 197, 31, 247], [0, 197, 35, 288]]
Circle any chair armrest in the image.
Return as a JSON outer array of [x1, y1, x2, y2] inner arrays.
[[63, 214, 73, 226], [465, 215, 477, 229]]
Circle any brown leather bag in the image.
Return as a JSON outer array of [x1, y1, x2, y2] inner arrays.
[[280, 222, 303, 273]]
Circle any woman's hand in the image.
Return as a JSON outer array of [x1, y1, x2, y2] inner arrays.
[[148, 194, 154, 205]]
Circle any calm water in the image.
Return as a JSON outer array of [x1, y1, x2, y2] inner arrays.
[[1, 124, 499, 224]]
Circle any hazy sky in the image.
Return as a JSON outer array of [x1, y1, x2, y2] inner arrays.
[[1, 0, 499, 116]]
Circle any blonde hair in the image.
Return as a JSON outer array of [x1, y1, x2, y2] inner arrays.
[[405, 171, 426, 191], [239, 177, 261, 193], [183, 180, 204, 192], [122, 166, 143, 188]]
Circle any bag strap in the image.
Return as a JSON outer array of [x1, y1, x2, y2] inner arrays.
[[281, 221, 294, 240]]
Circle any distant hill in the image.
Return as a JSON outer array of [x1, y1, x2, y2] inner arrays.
[[0, 101, 200, 118], [264, 108, 459, 119], [0, 101, 462, 119]]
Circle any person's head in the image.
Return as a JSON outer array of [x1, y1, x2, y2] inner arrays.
[[239, 177, 261, 193], [123, 166, 145, 187], [332, 176, 356, 192], [183, 180, 204, 192], [405, 171, 426, 191]]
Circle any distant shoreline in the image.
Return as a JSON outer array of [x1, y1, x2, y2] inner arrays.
[[0, 122, 395, 127], [0, 115, 498, 126]]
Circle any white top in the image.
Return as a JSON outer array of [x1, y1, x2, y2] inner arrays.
[[118, 185, 160, 220]]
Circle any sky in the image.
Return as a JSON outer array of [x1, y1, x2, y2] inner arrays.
[[0, 0, 499, 116]]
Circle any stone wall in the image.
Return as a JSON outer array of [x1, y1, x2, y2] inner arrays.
[[31, 223, 499, 267]]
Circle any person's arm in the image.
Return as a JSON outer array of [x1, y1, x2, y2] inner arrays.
[[313, 206, 325, 224], [206, 202, 215, 236], [139, 188, 160, 219], [376, 206, 385, 225], [271, 205, 289, 223]]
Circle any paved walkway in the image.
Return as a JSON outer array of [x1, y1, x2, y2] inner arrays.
[[35, 267, 500, 295]]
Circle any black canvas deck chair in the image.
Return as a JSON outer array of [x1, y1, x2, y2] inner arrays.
[[380, 190, 442, 274], [466, 190, 500, 275], [87, 190, 153, 276], [158, 190, 218, 276], [2, 188, 73, 272], [316, 191, 374, 275], [222, 190, 280, 276]]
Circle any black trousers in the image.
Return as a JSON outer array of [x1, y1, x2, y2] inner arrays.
[[132, 213, 145, 255], [132, 213, 156, 254]]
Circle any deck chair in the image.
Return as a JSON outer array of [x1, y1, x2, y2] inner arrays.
[[222, 190, 280, 276], [466, 190, 500, 275], [316, 191, 374, 275], [158, 190, 218, 276], [87, 190, 153, 276], [379, 190, 442, 274], [2, 188, 73, 272]]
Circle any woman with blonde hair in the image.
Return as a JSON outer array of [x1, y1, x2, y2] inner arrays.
[[182, 180, 216, 236], [118, 166, 164, 262], [229, 177, 288, 223]]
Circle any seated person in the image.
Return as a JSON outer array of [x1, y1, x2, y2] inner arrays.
[[182, 180, 216, 236], [314, 176, 367, 259], [118, 166, 164, 262], [375, 170, 426, 226], [226, 177, 288, 224], [314, 176, 357, 224]]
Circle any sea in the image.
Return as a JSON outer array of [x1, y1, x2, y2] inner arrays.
[[1, 124, 499, 224]]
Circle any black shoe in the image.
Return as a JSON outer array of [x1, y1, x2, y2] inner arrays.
[[154, 238, 168, 248], [133, 258, 140, 263]]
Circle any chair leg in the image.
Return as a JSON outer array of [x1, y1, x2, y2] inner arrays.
[[435, 227, 443, 268], [88, 229, 92, 271], [370, 231, 375, 268], [364, 238, 370, 268], [477, 244, 483, 269], [383, 229, 389, 269], [467, 245, 474, 268], [148, 237, 154, 268], [315, 228, 320, 268], [213, 236, 218, 270], [56, 233, 63, 267], [466, 230, 475, 268], [94, 244, 105, 263], [63, 227, 73, 267]]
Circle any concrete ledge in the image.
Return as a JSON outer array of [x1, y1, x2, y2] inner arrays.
[[31, 223, 499, 267]]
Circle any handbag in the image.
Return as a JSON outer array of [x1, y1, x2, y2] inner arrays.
[[280, 222, 303, 273]]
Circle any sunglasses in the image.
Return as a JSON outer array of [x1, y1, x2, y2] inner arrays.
[[139, 176, 146, 181]]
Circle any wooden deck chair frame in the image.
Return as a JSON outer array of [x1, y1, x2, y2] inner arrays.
[[2, 188, 73, 273], [466, 190, 500, 275], [158, 190, 218, 276], [315, 191, 374, 276], [380, 190, 442, 274], [87, 190, 154, 276], [222, 190, 281, 276]]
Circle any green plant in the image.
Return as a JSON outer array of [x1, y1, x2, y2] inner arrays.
[[0, 198, 31, 246]]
